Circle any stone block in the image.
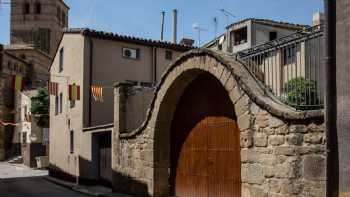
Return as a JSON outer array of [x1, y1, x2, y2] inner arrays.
[[286, 134, 303, 146], [267, 179, 281, 193], [304, 133, 323, 144], [254, 132, 268, 147], [235, 96, 249, 117], [241, 149, 259, 163], [275, 125, 289, 135], [241, 164, 264, 185], [263, 166, 275, 178], [238, 113, 251, 131], [268, 135, 285, 146], [256, 114, 269, 129], [303, 155, 326, 181], [280, 180, 302, 195], [289, 125, 308, 133], [274, 147, 296, 156], [268, 116, 284, 128], [240, 131, 253, 148]]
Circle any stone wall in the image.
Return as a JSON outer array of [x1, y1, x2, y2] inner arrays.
[[112, 49, 326, 196]]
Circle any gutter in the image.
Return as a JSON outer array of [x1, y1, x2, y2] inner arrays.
[[324, 0, 338, 196]]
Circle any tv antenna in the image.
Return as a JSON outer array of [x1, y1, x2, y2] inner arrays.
[[220, 9, 236, 26], [213, 17, 218, 40], [192, 23, 207, 46]]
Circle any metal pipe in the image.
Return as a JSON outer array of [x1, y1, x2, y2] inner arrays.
[[172, 9, 177, 44], [324, 0, 338, 196], [160, 11, 165, 41]]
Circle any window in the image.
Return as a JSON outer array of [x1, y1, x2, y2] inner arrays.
[[35, 2, 41, 14], [165, 50, 173, 60], [24, 3, 30, 14], [22, 132, 27, 144], [59, 47, 64, 72], [70, 130, 74, 153], [55, 95, 59, 115], [269, 32, 277, 41], [59, 93, 63, 114], [233, 27, 247, 46], [57, 7, 61, 21], [122, 47, 140, 60], [283, 46, 296, 65]]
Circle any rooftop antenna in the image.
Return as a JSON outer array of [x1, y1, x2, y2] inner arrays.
[[220, 9, 236, 27], [192, 23, 207, 46], [213, 17, 218, 40]]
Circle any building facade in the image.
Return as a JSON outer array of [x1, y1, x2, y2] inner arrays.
[[48, 28, 194, 183], [0, 0, 69, 161]]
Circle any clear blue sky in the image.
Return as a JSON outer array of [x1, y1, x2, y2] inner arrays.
[[0, 0, 323, 46]]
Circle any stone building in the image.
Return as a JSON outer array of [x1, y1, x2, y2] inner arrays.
[[0, 0, 69, 161], [48, 28, 194, 185], [0, 47, 31, 160], [112, 49, 326, 196], [10, 0, 69, 56]]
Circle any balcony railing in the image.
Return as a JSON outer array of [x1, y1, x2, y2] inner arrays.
[[236, 25, 324, 110]]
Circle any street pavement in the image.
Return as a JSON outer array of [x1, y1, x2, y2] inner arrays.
[[0, 177, 91, 197], [0, 162, 48, 179]]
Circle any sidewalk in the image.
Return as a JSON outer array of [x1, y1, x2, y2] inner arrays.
[[44, 176, 133, 197], [0, 162, 48, 179]]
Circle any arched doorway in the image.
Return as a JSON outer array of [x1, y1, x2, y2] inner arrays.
[[170, 73, 241, 197]]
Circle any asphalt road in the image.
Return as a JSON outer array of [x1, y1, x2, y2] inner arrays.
[[0, 177, 91, 197]]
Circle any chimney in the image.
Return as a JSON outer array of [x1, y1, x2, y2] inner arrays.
[[313, 12, 324, 26], [179, 38, 195, 46], [160, 11, 165, 41], [172, 9, 177, 44]]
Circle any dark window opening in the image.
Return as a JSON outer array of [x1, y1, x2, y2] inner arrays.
[[59, 47, 64, 72], [59, 93, 63, 114], [20, 54, 26, 59], [233, 27, 247, 46], [165, 50, 173, 60], [283, 45, 296, 65], [22, 132, 27, 144], [70, 130, 74, 153], [35, 2, 41, 14], [24, 3, 30, 14], [55, 95, 59, 115], [269, 32, 277, 41]]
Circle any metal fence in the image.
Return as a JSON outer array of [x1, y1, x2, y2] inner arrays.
[[237, 25, 324, 110]]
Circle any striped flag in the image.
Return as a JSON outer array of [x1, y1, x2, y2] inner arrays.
[[68, 84, 80, 101], [48, 82, 58, 96], [91, 85, 103, 102]]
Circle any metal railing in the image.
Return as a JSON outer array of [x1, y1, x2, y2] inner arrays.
[[237, 25, 324, 110]]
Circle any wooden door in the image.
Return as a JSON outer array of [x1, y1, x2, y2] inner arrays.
[[170, 73, 241, 197], [99, 132, 112, 184]]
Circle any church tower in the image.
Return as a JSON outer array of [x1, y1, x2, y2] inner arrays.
[[10, 0, 69, 56]]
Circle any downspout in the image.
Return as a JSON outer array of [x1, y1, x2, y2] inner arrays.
[[88, 35, 94, 127], [324, 0, 338, 196], [152, 47, 157, 85]]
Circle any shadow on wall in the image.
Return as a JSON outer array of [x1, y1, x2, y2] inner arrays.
[[49, 157, 149, 196]]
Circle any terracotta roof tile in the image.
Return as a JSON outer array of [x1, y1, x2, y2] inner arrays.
[[63, 28, 196, 51]]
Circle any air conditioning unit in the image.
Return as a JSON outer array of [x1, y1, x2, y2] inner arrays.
[[122, 47, 139, 59]]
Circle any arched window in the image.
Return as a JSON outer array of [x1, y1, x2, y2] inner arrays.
[[35, 2, 41, 14], [24, 3, 30, 14]]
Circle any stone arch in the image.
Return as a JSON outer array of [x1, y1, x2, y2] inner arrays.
[[116, 49, 325, 196]]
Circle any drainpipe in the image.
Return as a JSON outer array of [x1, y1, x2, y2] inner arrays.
[[152, 47, 157, 85], [324, 0, 338, 197], [88, 35, 94, 127]]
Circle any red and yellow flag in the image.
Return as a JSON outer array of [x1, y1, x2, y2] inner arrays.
[[68, 84, 80, 101], [12, 75, 23, 91], [91, 85, 103, 102]]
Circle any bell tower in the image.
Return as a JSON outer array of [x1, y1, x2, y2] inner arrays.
[[10, 0, 69, 56]]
